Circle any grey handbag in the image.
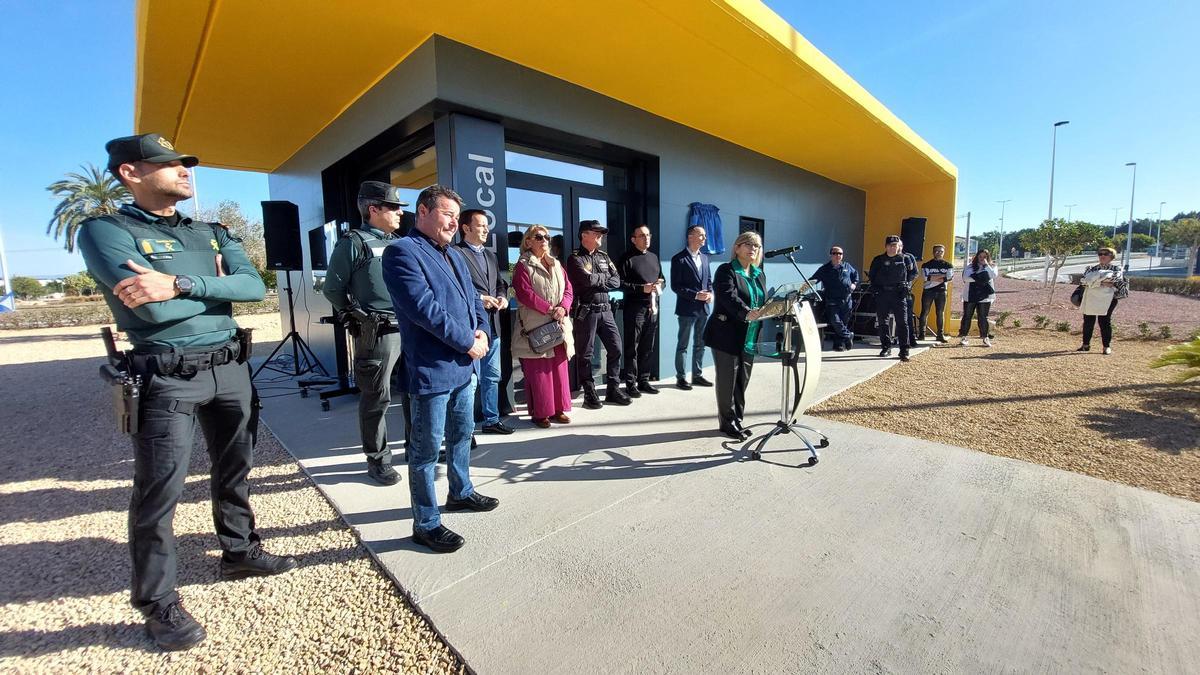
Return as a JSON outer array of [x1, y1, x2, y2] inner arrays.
[[520, 314, 565, 354]]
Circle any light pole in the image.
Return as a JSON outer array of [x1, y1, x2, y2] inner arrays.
[[996, 199, 1011, 265], [1112, 207, 1124, 239], [957, 211, 971, 267], [1122, 162, 1137, 272], [1047, 120, 1069, 221], [1152, 201, 1166, 271], [1065, 203, 1077, 221]]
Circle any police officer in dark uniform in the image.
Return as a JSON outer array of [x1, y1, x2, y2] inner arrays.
[[566, 220, 631, 408], [322, 181, 407, 486], [78, 134, 297, 652], [867, 234, 918, 362]]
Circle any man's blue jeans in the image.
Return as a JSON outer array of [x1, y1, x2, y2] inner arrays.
[[478, 336, 501, 426], [408, 376, 477, 533], [675, 314, 708, 379]]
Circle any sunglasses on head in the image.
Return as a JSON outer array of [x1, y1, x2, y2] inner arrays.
[[531, 233, 549, 242]]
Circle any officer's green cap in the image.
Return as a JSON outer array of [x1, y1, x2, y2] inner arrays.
[[105, 133, 199, 173], [358, 181, 408, 206], [579, 219, 608, 234]]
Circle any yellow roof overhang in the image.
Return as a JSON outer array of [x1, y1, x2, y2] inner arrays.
[[135, 0, 956, 188]]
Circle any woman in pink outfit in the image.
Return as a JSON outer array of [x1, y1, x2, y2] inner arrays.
[[511, 225, 575, 428]]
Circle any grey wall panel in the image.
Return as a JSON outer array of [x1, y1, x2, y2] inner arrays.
[[266, 40, 438, 367], [433, 38, 864, 379]]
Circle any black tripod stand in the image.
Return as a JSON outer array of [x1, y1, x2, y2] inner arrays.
[[253, 270, 332, 383]]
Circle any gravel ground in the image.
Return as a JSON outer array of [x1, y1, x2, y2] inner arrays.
[[0, 315, 465, 673], [969, 276, 1200, 339], [811, 329, 1200, 502]]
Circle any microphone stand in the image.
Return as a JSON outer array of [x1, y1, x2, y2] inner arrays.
[[741, 251, 829, 465]]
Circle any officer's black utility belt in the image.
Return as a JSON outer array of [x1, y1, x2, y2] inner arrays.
[[578, 301, 612, 310], [130, 339, 243, 377], [874, 284, 908, 292]]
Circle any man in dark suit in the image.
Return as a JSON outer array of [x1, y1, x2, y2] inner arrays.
[[454, 209, 513, 435], [669, 225, 715, 390], [382, 185, 498, 554]]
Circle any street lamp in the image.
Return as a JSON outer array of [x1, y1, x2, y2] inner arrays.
[[1152, 201, 1166, 271], [996, 199, 1012, 265], [1123, 162, 1137, 272], [957, 211, 972, 267], [1065, 203, 1078, 221], [1048, 120, 1069, 221], [1112, 207, 1124, 239]]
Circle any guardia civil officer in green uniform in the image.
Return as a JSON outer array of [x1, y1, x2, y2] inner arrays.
[[322, 181, 407, 486], [77, 134, 297, 652]]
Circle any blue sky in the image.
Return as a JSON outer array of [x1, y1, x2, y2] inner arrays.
[[2, 0, 1196, 276]]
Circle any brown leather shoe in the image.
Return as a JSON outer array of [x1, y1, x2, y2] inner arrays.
[[533, 418, 551, 428], [550, 413, 571, 424]]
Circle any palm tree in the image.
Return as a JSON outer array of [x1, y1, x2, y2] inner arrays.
[[46, 164, 131, 252]]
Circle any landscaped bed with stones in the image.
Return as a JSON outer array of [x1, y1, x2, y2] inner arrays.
[[0, 315, 464, 673], [811, 329, 1200, 502]]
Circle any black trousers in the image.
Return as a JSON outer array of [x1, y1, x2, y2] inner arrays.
[[128, 357, 258, 616], [1082, 298, 1119, 347], [353, 331, 401, 463], [573, 305, 623, 388], [621, 302, 658, 384], [875, 289, 911, 349], [919, 287, 947, 338], [958, 301, 991, 338], [712, 347, 755, 428]]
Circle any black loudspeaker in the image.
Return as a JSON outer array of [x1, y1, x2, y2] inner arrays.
[[900, 217, 927, 261], [262, 201, 304, 271]]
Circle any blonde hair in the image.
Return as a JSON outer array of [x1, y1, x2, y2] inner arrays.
[[521, 225, 551, 254], [731, 231, 763, 266]]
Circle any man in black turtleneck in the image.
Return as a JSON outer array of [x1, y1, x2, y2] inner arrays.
[[616, 225, 664, 397]]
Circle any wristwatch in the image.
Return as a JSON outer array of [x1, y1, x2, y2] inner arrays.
[[173, 275, 195, 296]]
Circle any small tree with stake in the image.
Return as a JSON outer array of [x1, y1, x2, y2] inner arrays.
[[1162, 218, 1200, 279], [1021, 219, 1106, 303]]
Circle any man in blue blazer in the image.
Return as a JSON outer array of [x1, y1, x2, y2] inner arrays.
[[669, 225, 715, 390], [382, 185, 497, 553]]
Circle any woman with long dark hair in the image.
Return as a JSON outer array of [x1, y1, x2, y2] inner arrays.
[[958, 249, 997, 347], [703, 231, 766, 440], [1077, 247, 1128, 355]]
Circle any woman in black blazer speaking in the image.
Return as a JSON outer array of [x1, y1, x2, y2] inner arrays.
[[703, 231, 767, 440]]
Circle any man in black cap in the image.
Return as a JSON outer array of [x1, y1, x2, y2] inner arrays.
[[566, 220, 630, 408], [867, 235, 918, 362], [323, 181, 409, 485], [77, 133, 296, 652]]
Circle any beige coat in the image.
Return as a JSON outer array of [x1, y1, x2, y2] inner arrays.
[[512, 252, 575, 360]]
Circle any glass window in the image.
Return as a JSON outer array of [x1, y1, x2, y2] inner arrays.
[[505, 145, 612, 186]]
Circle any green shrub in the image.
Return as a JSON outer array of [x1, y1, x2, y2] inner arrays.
[[1034, 315, 1049, 329], [1150, 337, 1200, 381], [1160, 325, 1173, 340], [1125, 276, 1200, 297], [1138, 322, 1151, 339], [1054, 321, 1071, 332], [1011, 319, 1023, 328], [996, 311, 1012, 327]]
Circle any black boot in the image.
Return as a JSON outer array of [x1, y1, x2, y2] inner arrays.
[[605, 383, 632, 406], [625, 381, 642, 398], [145, 601, 206, 652], [366, 458, 400, 485], [582, 384, 603, 409]]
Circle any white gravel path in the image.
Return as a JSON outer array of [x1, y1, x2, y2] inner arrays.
[[0, 316, 464, 673]]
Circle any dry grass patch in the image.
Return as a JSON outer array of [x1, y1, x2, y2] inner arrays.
[[810, 330, 1200, 502]]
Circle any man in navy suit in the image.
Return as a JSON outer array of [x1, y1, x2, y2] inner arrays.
[[669, 225, 715, 390], [382, 185, 498, 553]]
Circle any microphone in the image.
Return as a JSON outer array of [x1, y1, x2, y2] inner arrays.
[[763, 244, 802, 259]]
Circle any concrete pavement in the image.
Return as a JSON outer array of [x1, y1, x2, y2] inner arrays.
[[256, 342, 1200, 673]]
